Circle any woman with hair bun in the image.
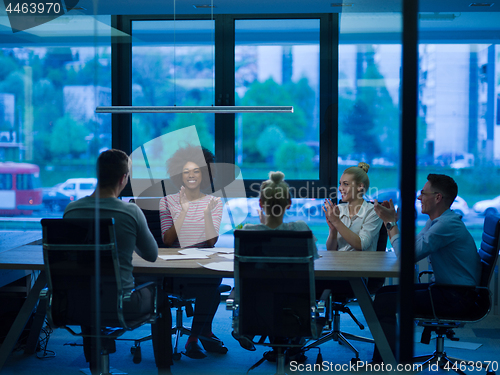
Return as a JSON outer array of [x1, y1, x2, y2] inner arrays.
[[242, 171, 319, 258], [323, 162, 383, 252], [236, 171, 319, 356]]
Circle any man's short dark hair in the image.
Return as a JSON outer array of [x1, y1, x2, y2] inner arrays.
[[97, 149, 130, 188], [427, 174, 458, 206], [167, 145, 215, 190]]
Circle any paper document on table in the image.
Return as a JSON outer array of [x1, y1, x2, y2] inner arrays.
[[218, 254, 234, 260], [207, 247, 234, 254], [159, 254, 210, 261], [178, 249, 216, 256], [198, 261, 234, 272]]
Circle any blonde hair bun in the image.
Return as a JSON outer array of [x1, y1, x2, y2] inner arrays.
[[269, 171, 285, 184], [357, 162, 370, 173]]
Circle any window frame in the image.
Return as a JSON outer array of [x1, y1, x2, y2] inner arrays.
[[113, 13, 338, 198]]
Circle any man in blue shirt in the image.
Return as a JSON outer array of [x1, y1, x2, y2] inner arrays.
[[371, 174, 481, 363]]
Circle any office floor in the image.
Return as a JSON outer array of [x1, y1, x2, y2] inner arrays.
[[2, 302, 500, 375]]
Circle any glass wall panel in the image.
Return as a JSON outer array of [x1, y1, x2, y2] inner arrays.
[[338, 14, 402, 207], [417, 11, 500, 249], [0, 15, 111, 224], [235, 19, 320, 180], [131, 20, 215, 157]]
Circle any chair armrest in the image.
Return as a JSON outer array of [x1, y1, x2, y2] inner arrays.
[[226, 289, 236, 310], [317, 289, 331, 315], [133, 281, 157, 292], [124, 281, 157, 302], [39, 287, 49, 300]]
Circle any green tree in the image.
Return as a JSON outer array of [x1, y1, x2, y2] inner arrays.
[[0, 71, 25, 102], [275, 140, 314, 177], [239, 78, 309, 162], [256, 125, 287, 161], [353, 46, 399, 161], [344, 100, 380, 156], [338, 132, 355, 156], [132, 48, 215, 141], [0, 51, 19, 81], [168, 112, 214, 150], [49, 115, 89, 158]]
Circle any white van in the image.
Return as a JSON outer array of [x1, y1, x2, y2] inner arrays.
[[57, 178, 97, 200]]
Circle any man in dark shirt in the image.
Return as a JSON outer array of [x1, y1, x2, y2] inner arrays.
[[64, 149, 173, 375]]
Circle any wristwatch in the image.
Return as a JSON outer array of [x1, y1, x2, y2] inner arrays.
[[386, 222, 397, 231]]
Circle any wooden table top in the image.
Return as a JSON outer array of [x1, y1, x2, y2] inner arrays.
[[0, 246, 399, 279], [0, 231, 42, 254]]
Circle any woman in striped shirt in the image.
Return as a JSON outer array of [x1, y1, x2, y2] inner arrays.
[[160, 145, 225, 359]]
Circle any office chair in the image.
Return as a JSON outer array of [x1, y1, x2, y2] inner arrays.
[[228, 230, 330, 375], [301, 222, 388, 365], [413, 213, 500, 375], [130, 197, 230, 361], [40, 218, 157, 375]]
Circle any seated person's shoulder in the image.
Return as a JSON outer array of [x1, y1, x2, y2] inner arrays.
[[285, 220, 313, 232], [112, 198, 145, 219], [242, 223, 266, 230]]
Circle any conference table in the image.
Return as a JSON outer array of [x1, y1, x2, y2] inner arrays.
[[0, 245, 399, 370]]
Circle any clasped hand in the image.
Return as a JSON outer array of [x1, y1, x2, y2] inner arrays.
[[373, 198, 399, 223], [204, 196, 220, 215], [322, 199, 340, 229], [179, 186, 220, 214]]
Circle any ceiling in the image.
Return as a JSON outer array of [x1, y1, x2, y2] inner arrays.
[[0, 0, 499, 44], [72, 0, 499, 15]]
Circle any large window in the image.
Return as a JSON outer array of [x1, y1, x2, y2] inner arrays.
[[416, 11, 500, 248], [0, 15, 111, 222], [234, 19, 320, 180], [131, 20, 215, 154], [338, 13, 402, 200]]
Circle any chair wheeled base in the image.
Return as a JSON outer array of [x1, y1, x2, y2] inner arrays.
[[414, 326, 496, 375], [301, 302, 373, 365]]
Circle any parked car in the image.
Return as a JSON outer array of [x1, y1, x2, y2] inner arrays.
[[472, 196, 500, 216], [371, 157, 395, 167], [56, 178, 97, 200], [435, 152, 474, 167], [42, 185, 74, 212]]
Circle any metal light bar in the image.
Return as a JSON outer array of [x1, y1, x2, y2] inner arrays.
[[96, 106, 294, 114]]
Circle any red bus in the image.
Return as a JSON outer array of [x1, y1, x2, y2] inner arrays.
[[0, 162, 43, 215]]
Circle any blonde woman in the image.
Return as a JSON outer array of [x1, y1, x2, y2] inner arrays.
[[237, 171, 318, 358], [243, 171, 319, 258], [323, 162, 382, 252]]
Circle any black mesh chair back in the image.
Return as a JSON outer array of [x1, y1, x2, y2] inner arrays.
[[42, 218, 153, 330], [41, 218, 157, 373], [130, 198, 165, 248], [473, 213, 500, 320], [479, 213, 500, 288], [233, 230, 319, 339]]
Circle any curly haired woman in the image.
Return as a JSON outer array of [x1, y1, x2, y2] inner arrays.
[[159, 145, 226, 359]]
